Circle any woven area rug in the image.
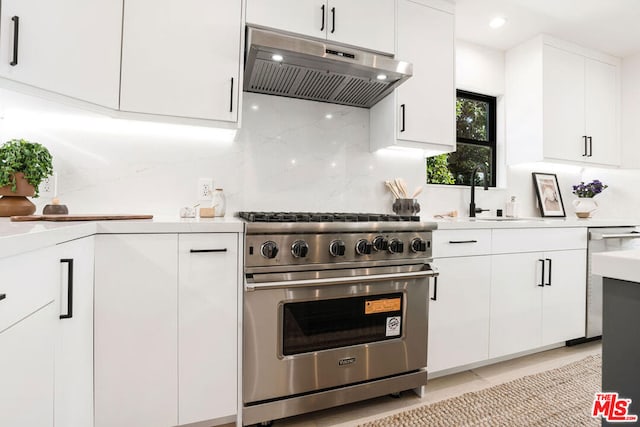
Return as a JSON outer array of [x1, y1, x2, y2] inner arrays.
[[359, 354, 601, 427]]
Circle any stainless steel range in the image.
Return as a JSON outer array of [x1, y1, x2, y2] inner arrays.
[[239, 212, 438, 426]]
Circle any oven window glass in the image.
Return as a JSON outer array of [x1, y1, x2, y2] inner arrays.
[[282, 293, 404, 355]]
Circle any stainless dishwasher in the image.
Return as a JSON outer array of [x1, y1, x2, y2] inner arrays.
[[586, 226, 640, 338]]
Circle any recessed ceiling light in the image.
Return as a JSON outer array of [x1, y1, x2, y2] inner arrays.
[[272, 54, 284, 62], [489, 16, 507, 29], [325, 114, 333, 119], [251, 105, 259, 111], [376, 74, 388, 81]]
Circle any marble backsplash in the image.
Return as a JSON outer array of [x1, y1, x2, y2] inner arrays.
[[0, 88, 636, 220]]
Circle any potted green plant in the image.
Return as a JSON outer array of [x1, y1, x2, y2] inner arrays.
[[0, 139, 53, 217]]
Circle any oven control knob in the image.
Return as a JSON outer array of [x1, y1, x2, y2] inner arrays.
[[388, 239, 404, 254], [355, 239, 372, 255], [372, 236, 389, 252], [260, 241, 279, 259], [411, 238, 428, 253], [329, 240, 346, 257], [291, 240, 309, 258]]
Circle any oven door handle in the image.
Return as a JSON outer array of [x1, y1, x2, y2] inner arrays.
[[246, 269, 438, 291]]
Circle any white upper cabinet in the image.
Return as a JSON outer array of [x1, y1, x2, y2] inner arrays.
[[120, 0, 242, 123], [245, 0, 395, 54], [370, 0, 455, 155], [506, 35, 621, 167], [0, 0, 122, 108]]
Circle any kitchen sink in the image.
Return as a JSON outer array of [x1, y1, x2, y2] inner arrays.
[[471, 217, 545, 222]]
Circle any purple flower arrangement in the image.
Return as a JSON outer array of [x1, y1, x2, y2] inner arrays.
[[572, 179, 608, 198]]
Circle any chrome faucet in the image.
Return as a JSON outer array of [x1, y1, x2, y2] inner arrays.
[[469, 164, 489, 218]]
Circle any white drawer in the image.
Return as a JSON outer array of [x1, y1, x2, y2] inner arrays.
[[0, 247, 57, 333], [433, 229, 491, 258], [492, 228, 587, 254]]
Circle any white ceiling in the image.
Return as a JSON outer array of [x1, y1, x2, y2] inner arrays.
[[455, 0, 640, 57]]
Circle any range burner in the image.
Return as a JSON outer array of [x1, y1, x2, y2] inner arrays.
[[237, 211, 420, 223]]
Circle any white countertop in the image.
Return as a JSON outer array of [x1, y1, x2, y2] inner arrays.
[[0, 216, 244, 259], [592, 249, 640, 283], [431, 216, 640, 230]]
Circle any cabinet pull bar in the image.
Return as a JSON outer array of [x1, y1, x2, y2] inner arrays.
[[582, 135, 588, 157], [320, 4, 325, 31], [588, 136, 593, 157], [538, 259, 545, 287], [400, 104, 406, 132], [10, 16, 19, 66], [190, 248, 228, 253], [331, 7, 336, 33], [60, 259, 74, 319], [448, 240, 477, 244], [545, 258, 552, 286], [229, 77, 234, 112], [0, 293, 6, 301], [430, 276, 438, 301]]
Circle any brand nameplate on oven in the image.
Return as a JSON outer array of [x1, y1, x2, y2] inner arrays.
[[365, 297, 401, 314], [338, 357, 356, 366]]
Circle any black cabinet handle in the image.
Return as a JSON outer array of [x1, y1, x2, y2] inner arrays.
[[0, 293, 6, 301], [400, 104, 406, 132], [60, 259, 74, 319], [538, 259, 545, 287], [430, 276, 438, 301], [190, 248, 227, 253], [448, 240, 477, 244], [320, 4, 325, 31], [588, 136, 593, 157], [545, 258, 552, 286], [10, 16, 19, 66], [582, 135, 588, 157], [331, 7, 335, 33], [229, 77, 234, 112]]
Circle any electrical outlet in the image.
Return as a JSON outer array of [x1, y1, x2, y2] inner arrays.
[[39, 172, 57, 198], [197, 178, 213, 201]]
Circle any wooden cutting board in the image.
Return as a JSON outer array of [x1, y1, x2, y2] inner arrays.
[[10, 214, 154, 222]]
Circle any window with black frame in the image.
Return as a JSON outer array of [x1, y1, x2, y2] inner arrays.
[[426, 90, 497, 187]]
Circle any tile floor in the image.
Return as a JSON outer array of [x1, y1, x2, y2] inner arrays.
[[271, 341, 602, 427]]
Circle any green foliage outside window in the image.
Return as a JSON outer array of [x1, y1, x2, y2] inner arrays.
[[426, 91, 496, 187]]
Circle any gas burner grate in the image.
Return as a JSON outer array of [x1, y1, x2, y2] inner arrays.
[[237, 212, 420, 223]]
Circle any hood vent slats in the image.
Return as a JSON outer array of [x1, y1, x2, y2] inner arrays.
[[244, 27, 413, 109]]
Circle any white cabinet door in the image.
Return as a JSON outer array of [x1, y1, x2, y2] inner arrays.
[[327, 0, 395, 54], [543, 45, 586, 162], [541, 249, 587, 345], [585, 58, 620, 166], [245, 0, 325, 40], [55, 237, 95, 427], [178, 234, 239, 425], [370, 0, 455, 154], [0, 303, 55, 427], [0, 0, 122, 108], [490, 252, 544, 358], [428, 256, 490, 374], [396, 0, 454, 145], [94, 234, 178, 427], [120, 0, 242, 122]]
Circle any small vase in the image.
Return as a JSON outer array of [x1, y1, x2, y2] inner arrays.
[[572, 197, 598, 218], [0, 172, 36, 217]]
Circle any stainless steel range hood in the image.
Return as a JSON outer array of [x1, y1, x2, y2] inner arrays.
[[244, 27, 412, 108]]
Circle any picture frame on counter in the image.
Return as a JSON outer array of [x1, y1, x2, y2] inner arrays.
[[532, 172, 566, 217]]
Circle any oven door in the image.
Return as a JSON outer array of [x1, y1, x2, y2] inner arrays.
[[243, 264, 435, 404]]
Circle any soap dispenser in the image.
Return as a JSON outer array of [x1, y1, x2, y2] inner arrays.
[[506, 196, 519, 218]]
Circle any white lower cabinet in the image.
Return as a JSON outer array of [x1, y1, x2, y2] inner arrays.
[[490, 249, 587, 358], [0, 303, 56, 427], [178, 234, 238, 425], [55, 237, 95, 427], [0, 246, 58, 427], [94, 233, 239, 427], [428, 256, 491, 374]]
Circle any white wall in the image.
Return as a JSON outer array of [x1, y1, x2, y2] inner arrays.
[[0, 40, 637, 220]]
